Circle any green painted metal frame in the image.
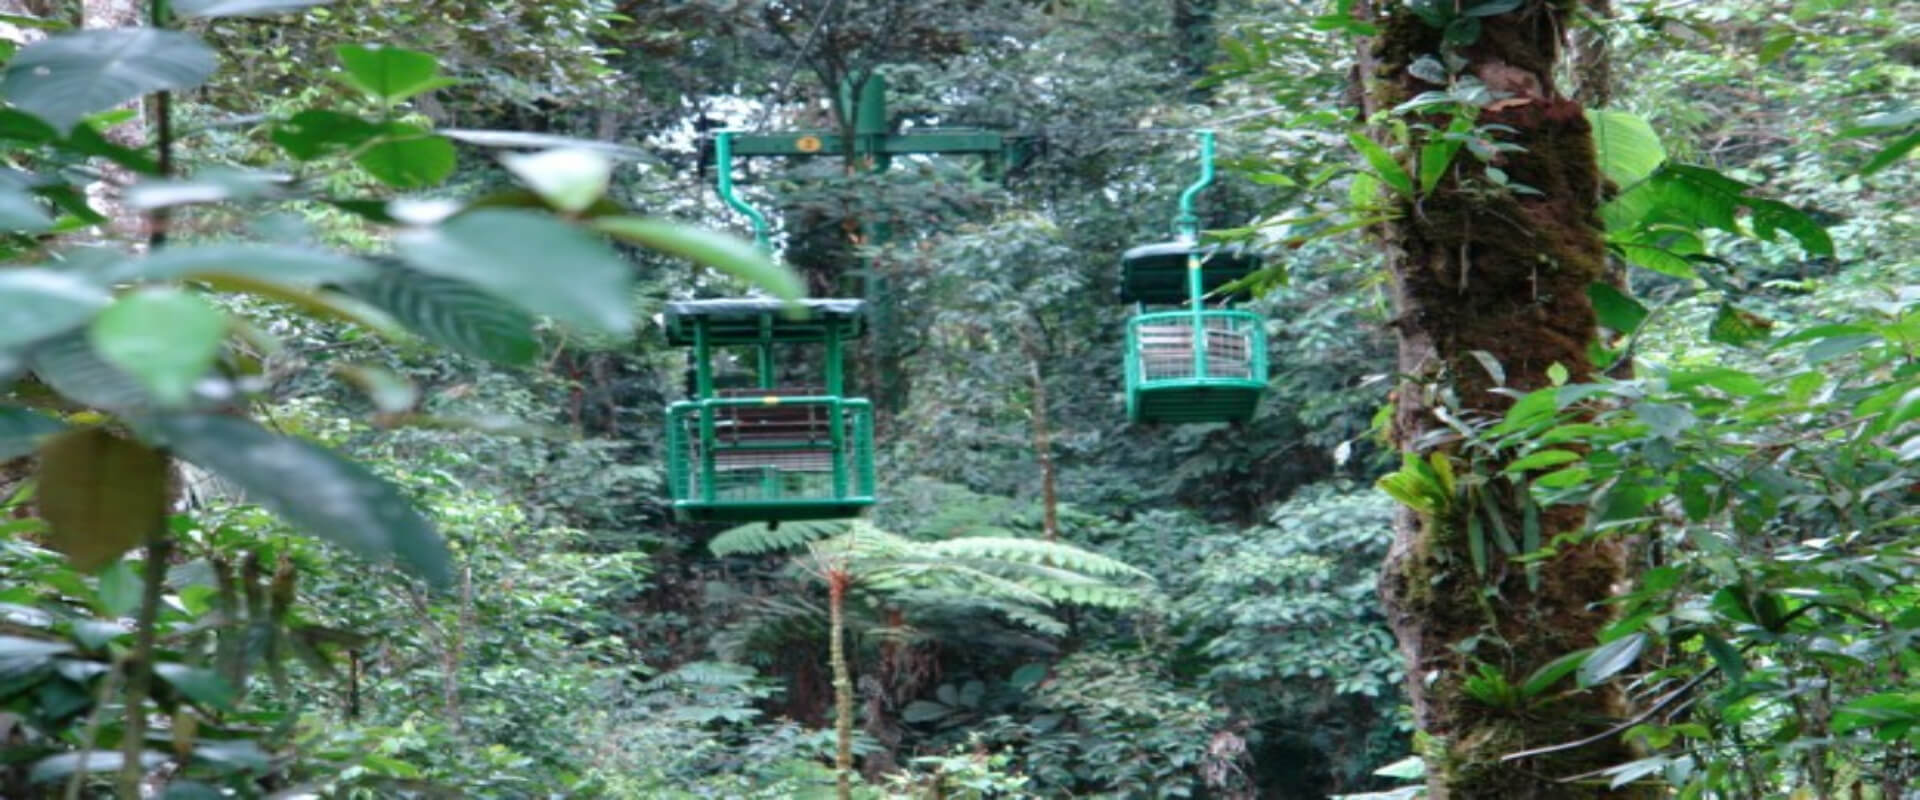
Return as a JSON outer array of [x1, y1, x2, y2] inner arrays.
[[1119, 130, 1270, 424], [659, 131, 878, 522], [665, 396, 876, 522], [1122, 309, 1267, 423]]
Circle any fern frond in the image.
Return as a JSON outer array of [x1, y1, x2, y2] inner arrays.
[[923, 536, 1151, 581], [710, 519, 849, 556]]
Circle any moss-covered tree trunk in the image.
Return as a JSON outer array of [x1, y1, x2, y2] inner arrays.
[[1353, 2, 1648, 797]]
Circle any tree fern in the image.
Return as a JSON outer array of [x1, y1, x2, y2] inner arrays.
[[710, 519, 850, 556], [922, 536, 1151, 582]]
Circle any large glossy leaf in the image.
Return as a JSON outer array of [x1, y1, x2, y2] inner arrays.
[[1588, 282, 1648, 334], [88, 288, 226, 407], [502, 148, 611, 214], [354, 123, 455, 188], [0, 186, 53, 232], [271, 109, 378, 160], [0, 269, 109, 349], [173, 0, 331, 18], [0, 405, 65, 460], [346, 265, 537, 365], [1578, 632, 1647, 687], [334, 44, 454, 104], [1585, 109, 1666, 188], [99, 243, 373, 285], [148, 414, 452, 587], [396, 209, 633, 338], [1348, 131, 1412, 196], [125, 168, 290, 210], [29, 332, 150, 411], [29, 751, 166, 784], [595, 216, 803, 301], [440, 128, 662, 163], [0, 29, 217, 132], [36, 427, 168, 572]]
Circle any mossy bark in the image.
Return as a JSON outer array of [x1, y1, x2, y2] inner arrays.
[[1353, 2, 1651, 797]]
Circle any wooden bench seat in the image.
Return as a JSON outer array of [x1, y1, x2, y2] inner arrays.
[[708, 387, 837, 472]]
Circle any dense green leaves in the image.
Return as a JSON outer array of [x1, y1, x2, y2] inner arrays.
[[0, 29, 217, 131], [149, 414, 452, 587], [396, 210, 633, 338]]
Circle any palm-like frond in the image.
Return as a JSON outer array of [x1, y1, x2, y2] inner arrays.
[[709, 519, 850, 556]]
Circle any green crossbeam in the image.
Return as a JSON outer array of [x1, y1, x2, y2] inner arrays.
[[730, 131, 1010, 157]]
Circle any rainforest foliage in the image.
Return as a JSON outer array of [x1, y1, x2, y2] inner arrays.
[[0, 0, 1914, 798]]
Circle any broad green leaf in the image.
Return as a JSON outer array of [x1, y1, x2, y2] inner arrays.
[[334, 44, 455, 104], [0, 635, 73, 659], [440, 128, 662, 163], [397, 209, 634, 338], [0, 269, 109, 349], [1348, 132, 1412, 197], [100, 244, 372, 286], [1860, 130, 1919, 175], [1464, 0, 1521, 15], [0, 108, 59, 142], [173, 0, 330, 18], [355, 123, 456, 189], [1520, 648, 1590, 697], [1584, 110, 1666, 187], [89, 289, 226, 407], [594, 216, 804, 301], [1747, 197, 1834, 257], [29, 332, 150, 411], [0, 12, 69, 31], [901, 700, 952, 723], [334, 364, 419, 413], [345, 265, 537, 365], [0, 406, 65, 460], [1578, 631, 1647, 687], [1503, 449, 1581, 473], [1587, 282, 1648, 334], [28, 751, 165, 784], [148, 414, 452, 587], [1611, 242, 1698, 280], [1709, 303, 1773, 346], [1702, 634, 1745, 682], [154, 663, 236, 709], [0, 29, 217, 132], [271, 109, 378, 160], [502, 148, 613, 213], [37, 428, 167, 572], [125, 169, 289, 210], [0, 186, 53, 232]]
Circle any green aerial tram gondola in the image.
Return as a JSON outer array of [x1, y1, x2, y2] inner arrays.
[[1119, 130, 1268, 425], [663, 132, 877, 522]]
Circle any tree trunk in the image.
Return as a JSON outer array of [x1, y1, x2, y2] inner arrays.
[[828, 569, 854, 800], [1353, 3, 1647, 797]]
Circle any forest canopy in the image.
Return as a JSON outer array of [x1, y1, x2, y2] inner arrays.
[[0, 0, 1914, 798]]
